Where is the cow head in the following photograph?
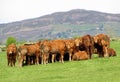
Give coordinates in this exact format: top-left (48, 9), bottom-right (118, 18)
top-left (93, 36), bottom-right (99, 43)
top-left (17, 52), bottom-right (23, 67)
top-left (74, 38), bottom-right (82, 47)
top-left (17, 48), bottom-right (27, 67)
top-left (8, 47), bottom-right (16, 55)
top-left (101, 40), bottom-right (109, 57)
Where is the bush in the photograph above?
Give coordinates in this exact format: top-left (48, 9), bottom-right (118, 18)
top-left (6, 36), bottom-right (17, 47)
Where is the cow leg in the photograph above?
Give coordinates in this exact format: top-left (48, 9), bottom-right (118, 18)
top-left (8, 61), bottom-right (9, 66)
top-left (19, 55), bottom-right (24, 67)
top-left (45, 54), bottom-right (49, 64)
top-left (10, 58), bottom-right (12, 67)
top-left (104, 47), bottom-right (109, 57)
top-left (61, 55), bottom-right (64, 63)
top-left (13, 55), bottom-right (16, 67)
top-left (28, 56), bottom-right (31, 65)
top-left (97, 46), bottom-right (104, 57)
top-left (32, 56), bottom-right (36, 65)
top-left (36, 56), bottom-right (39, 65)
top-left (86, 47), bottom-right (90, 59)
top-left (30, 56), bottom-right (33, 64)
top-left (7, 57), bottom-right (10, 66)
top-left (41, 54), bottom-right (43, 64)
top-left (18, 58), bottom-right (23, 67)
top-left (100, 51), bottom-right (104, 57)
top-left (25, 55), bottom-right (28, 65)
top-left (69, 53), bottom-right (72, 61)
top-left (52, 54), bottom-right (55, 63)
top-left (89, 47), bottom-right (93, 59)
top-left (13, 59), bottom-right (15, 67)
top-left (12, 60), bottom-right (14, 67)
top-left (43, 54), bottom-right (46, 64)
top-left (61, 52), bottom-right (64, 63)
top-left (59, 54), bottom-right (62, 63)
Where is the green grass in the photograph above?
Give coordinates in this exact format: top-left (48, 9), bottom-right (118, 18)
top-left (0, 41), bottom-right (120, 82)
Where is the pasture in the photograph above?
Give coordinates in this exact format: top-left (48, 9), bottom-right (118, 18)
top-left (0, 40), bottom-right (120, 82)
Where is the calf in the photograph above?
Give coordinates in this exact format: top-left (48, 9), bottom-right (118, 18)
top-left (72, 51), bottom-right (89, 61)
top-left (108, 48), bottom-right (116, 57)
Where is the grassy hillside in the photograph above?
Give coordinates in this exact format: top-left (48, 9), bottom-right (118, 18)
top-left (1, 22), bottom-right (120, 43)
top-left (0, 40), bottom-right (120, 82)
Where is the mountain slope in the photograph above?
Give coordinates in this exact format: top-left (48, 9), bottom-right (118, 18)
top-left (0, 9), bottom-right (120, 43)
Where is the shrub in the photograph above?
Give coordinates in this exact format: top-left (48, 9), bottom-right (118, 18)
top-left (6, 36), bottom-right (17, 47)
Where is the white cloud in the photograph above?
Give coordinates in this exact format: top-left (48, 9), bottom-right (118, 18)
top-left (0, 0), bottom-right (120, 23)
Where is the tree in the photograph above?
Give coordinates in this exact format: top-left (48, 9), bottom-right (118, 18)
top-left (6, 36), bottom-right (17, 47)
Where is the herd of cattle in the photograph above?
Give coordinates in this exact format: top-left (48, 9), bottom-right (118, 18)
top-left (7, 34), bottom-right (116, 67)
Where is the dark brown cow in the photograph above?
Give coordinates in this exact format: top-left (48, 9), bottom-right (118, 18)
top-left (7, 43), bottom-right (17, 67)
top-left (108, 48), bottom-right (116, 57)
top-left (81, 35), bottom-right (94, 59)
top-left (94, 34), bottom-right (110, 57)
top-left (74, 34), bottom-right (94, 59)
top-left (17, 42), bottom-right (41, 67)
top-left (72, 51), bottom-right (89, 60)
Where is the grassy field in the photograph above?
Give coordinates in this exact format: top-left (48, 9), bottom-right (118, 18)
top-left (0, 41), bottom-right (120, 82)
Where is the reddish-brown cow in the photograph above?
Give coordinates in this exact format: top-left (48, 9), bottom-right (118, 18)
top-left (64, 39), bottom-right (76, 61)
top-left (81, 35), bottom-right (94, 59)
top-left (7, 43), bottom-right (17, 67)
top-left (74, 35), bottom-right (94, 59)
top-left (108, 48), bottom-right (116, 57)
top-left (40, 40), bottom-right (51, 64)
top-left (40, 39), bottom-right (67, 64)
top-left (50, 39), bottom-right (67, 63)
top-left (94, 34), bottom-right (110, 57)
top-left (72, 51), bottom-right (89, 60)
top-left (17, 42), bottom-right (41, 67)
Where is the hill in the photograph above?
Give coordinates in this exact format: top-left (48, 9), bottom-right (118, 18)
top-left (0, 9), bottom-right (120, 43)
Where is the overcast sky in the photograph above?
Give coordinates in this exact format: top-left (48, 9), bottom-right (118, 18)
top-left (0, 0), bottom-right (120, 24)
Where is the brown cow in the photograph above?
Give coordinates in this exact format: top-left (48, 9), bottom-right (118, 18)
top-left (74, 37), bottom-right (82, 51)
top-left (40, 40), bottom-right (51, 64)
top-left (72, 51), bottom-right (89, 60)
top-left (33, 42), bottom-right (41, 64)
top-left (64, 39), bottom-right (76, 61)
top-left (108, 48), bottom-right (116, 57)
top-left (81, 35), bottom-right (94, 59)
top-left (50, 39), bottom-right (67, 63)
top-left (74, 35), bottom-right (94, 59)
top-left (7, 43), bottom-right (17, 67)
top-left (40, 39), bottom-right (67, 64)
top-left (17, 42), bottom-right (41, 67)
top-left (17, 47), bottom-right (27, 67)
top-left (94, 34), bottom-right (110, 57)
